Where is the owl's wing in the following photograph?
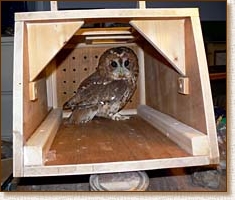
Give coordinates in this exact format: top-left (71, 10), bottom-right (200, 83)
top-left (79, 79), bottom-right (130, 109)
top-left (63, 72), bottom-right (102, 110)
top-left (63, 72), bottom-right (130, 110)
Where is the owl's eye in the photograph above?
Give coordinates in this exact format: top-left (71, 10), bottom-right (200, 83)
top-left (111, 61), bottom-right (118, 68)
top-left (124, 60), bottom-right (130, 67)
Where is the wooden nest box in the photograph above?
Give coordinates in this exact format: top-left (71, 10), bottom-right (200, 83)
top-left (13, 2), bottom-right (219, 177)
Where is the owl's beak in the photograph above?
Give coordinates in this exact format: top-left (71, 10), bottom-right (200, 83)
top-left (118, 68), bottom-right (124, 77)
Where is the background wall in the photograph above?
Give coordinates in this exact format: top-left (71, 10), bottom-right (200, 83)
top-left (1, 37), bottom-right (14, 140)
top-left (27, 1), bottom-right (226, 21)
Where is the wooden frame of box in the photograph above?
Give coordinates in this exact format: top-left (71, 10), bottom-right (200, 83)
top-left (13, 4), bottom-right (219, 177)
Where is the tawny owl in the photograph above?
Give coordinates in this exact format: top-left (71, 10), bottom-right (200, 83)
top-left (63, 46), bottom-right (139, 124)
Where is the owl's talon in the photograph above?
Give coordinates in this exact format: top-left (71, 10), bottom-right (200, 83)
top-left (63, 118), bottom-right (78, 126)
top-left (111, 113), bottom-right (130, 121)
top-left (81, 119), bottom-right (89, 123)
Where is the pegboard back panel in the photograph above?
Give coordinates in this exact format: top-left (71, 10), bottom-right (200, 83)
top-left (55, 44), bottom-right (140, 110)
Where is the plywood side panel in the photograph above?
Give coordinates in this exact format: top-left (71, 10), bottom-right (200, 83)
top-left (130, 19), bottom-right (185, 75)
top-left (144, 20), bottom-right (207, 134)
top-left (55, 44), bottom-right (140, 110)
top-left (23, 26), bottom-right (49, 141)
top-left (23, 78), bottom-right (49, 142)
top-left (27, 21), bottom-right (84, 81)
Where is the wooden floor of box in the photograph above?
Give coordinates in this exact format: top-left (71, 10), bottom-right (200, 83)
top-left (45, 116), bottom-right (190, 166)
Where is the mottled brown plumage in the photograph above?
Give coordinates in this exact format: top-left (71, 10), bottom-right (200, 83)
top-left (63, 46), bottom-right (139, 124)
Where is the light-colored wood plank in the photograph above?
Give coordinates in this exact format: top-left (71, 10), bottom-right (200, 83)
top-left (137, 46), bottom-right (146, 105)
top-left (137, 105), bottom-right (210, 156)
top-left (24, 156), bottom-right (209, 177)
top-left (178, 77), bottom-right (189, 95)
top-left (190, 16), bottom-right (219, 163)
top-left (130, 19), bottom-right (186, 75)
top-left (46, 59), bottom-right (58, 109)
top-left (50, 1), bottom-right (58, 11)
top-left (13, 21), bottom-right (25, 177)
top-left (13, 131), bottom-right (24, 177)
top-left (29, 81), bottom-right (38, 101)
top-left (137, 1), bottom-right (146, 9)
top-left (15, 8), bottom-right (199, 22)
top-left (23, 77), bottom-right (49, 141)
top-left (85, 35), bottom-right (134, 44)
top-left (76, 27), bottom-right (132, 36)
top-left (27, 21), bottom-right (84, 81)
top-left (87, 40), bottom-right (131, 45)
top-left (24, 109), bottom-right (62, 166)
top-left (85, 35), bottom-right (134, 41)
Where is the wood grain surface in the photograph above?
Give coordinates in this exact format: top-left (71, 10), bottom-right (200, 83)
top-left (46, 116), bottom-right (190, 166)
